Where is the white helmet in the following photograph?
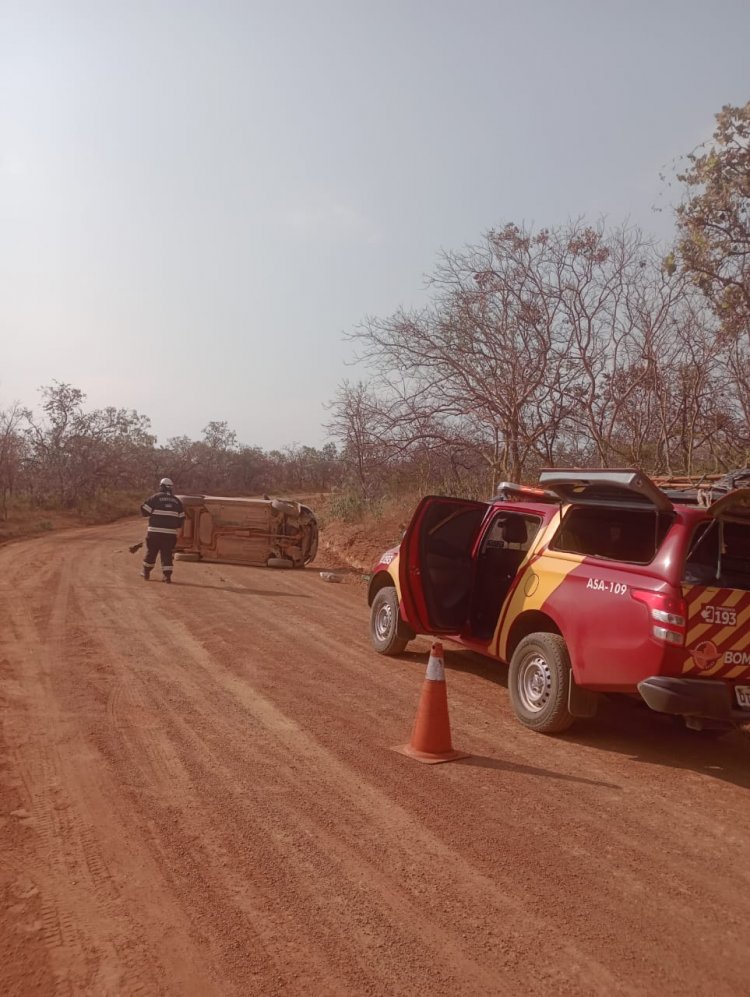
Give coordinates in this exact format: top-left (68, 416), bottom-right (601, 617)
top-left (159, 477), bottom-right (174, 491)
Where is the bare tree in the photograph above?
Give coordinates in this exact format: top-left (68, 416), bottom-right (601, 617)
top-left (342, 221), bottom-right (693, 487)
top-left (330, 218), bottom-right (745, 493)
top-left (0, 403), bottom-right (27, 520)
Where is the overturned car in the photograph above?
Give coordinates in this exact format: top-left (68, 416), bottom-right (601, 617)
top-left (175, 495), bottom-right (318, 568)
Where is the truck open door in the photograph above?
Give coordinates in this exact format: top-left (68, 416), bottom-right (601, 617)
top-left (399, 496), bottom-right (489, 635)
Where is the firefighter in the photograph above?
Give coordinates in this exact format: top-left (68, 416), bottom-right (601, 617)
top-left (140, 478), bottom-right (185, 583)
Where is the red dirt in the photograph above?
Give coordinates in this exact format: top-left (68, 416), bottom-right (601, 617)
top-left (2, 519), bottom-right (750, 995)
top-left (318, 509), bottom-right (408, 575)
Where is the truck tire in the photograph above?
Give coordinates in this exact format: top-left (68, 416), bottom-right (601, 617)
top-left (509, 633), bottom-right (575, 734)
top-left (370, 587), bottom-right (408, 656)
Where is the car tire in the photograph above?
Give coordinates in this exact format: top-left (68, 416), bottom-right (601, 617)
top-left (267, 557), bottom-right (294, 569)
top-left (370, 587), bottom-right (408, 656)
top-left (271, 499), bottom-right (299, 516)
top-left (509, 633), bottom-right (575, 734)
top-left (175, 551), bottom-right (201, 562)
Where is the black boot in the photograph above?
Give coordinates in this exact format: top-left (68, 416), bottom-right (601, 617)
top-left (142, 567), bottom-right (151, 581)
top-left (163, 574), bottom-right (172, 584)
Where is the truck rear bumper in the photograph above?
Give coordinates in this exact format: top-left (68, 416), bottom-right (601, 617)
top-left (638, 676), bottom-right (749, 723)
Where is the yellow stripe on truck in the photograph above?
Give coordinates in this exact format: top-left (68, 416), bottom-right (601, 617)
top-left (388, 558), bottom-right (401, 598)
top-left (493, 513), bottom-right (584, 661)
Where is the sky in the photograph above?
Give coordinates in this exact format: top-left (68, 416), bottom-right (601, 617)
top-left (1, 0), bottom-right (749, 449)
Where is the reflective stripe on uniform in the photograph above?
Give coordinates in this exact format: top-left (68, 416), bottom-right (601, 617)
top-left (155, 509), bottom-right (182, 517)
top-left (141, 504), bottom-right (153, 513)
top-left (146, 527), bottom-right (179, 535)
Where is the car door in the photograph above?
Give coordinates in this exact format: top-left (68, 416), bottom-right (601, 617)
top-left (399, 496), bottom-right (489, 635)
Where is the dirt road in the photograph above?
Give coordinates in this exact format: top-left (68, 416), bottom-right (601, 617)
top-left (2, 521), bottom-right (750, 996)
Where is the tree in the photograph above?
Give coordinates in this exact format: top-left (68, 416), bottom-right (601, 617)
top-left (24, 383), bottom-right (155, 506)
top-left (0, 403), bottom-right (28, 520)
top-left (202, 421), bottom-right (238, 452)
top-left (326, 382), bottom-right (392, 500)
top-left (674, 100), bottom-right (750, 342)
top-left (339, 220), bottom-right (698, 487)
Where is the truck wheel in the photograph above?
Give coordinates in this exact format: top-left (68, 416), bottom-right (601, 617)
top-left (509, 633), bottom-right (575, 734)
top-left (370, 587), bottom-right (408, 656)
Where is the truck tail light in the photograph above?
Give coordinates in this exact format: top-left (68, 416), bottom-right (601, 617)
top-left (631, 589), bottom-right (687, 646)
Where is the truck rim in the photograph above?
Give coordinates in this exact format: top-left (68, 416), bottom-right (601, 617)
top-left (374, 598), bottom-right (394, 641)
top-left (518, 653), bottom-right (552, 713)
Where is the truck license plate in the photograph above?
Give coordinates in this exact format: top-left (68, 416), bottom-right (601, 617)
top-left (735, 686), bottom-right (750, 709)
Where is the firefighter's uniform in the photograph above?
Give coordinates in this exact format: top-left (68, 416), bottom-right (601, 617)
top-left (140, 487), bottom-right (185, 582)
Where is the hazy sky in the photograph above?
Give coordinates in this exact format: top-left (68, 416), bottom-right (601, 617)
top-left (2, 1), bottom-right (749, 449)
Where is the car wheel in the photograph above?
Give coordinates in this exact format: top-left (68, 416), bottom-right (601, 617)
top-left (175, 551), bottom-right (201, 562)
top-left (370, 587), bottom-right (408, 656)
top-left (267, 557), bottom-right (294, 569)
top-left (509, 633), bottom-right (575, 734)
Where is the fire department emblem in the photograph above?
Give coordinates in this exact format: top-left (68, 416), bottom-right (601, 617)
top-left (692, 640), bottom-right (720, 671)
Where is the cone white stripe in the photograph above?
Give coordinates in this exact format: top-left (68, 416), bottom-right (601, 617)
top-left (426, 655), bottom-right (445, 681)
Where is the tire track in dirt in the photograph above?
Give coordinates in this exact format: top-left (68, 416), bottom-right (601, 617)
top-left (73, 556), bottom-right (359, 994)
top-left (103, 563), bottom-right (636, 995)
top-left (1, 536), bottom-right (219, 996)
top-left (4, 553), bottom-right (162, 996)
top-left (4, 522), bottom-right (750, 995)
top-left (130, 542), bottom-right (750, 995)
top-left (68, 547), bottom-right (620, 995)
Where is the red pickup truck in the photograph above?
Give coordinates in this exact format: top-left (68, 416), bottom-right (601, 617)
top-left (367, 469), bottom-right (750, 735)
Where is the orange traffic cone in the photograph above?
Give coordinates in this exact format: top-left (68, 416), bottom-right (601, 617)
top-left (394, 642), bottom-right (470, 764)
